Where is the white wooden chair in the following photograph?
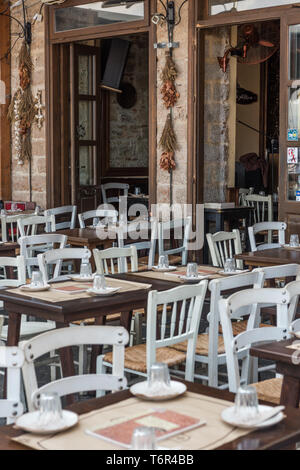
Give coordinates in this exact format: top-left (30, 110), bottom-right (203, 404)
top-left (20, 325), bottom-right (128, 411)
top-left (38, 247), bottom-right (91, 283)
top-left (18, 234), bottom-right (67, 279)
top-left (253, 263), bottom-right (300, 286)
top-left (93, 246), bottom-right (139, 345)
top-left (248, 222), bottom-right (286, 252)
top-left (93, 246), bottom-right (138, 275)
top-left (171, 271), bottom-right (265, 389)
top-left (238, 188), bottom-right (253, 206)
top-left (290, 317), bottom-right (300, 335)
top-left (158, 216), bottom-right (192, 266)
top-left (0, 256), bottom-right (56, 349)
top-left (97, 281), bottom-right (208, 394)
top-left (242, 194), bottom-right (273, 243)
top-left (0, 346), bottom-right (24, 424)
top-left (17, 214), bottom-right (56, 238)
top-left (206, 229), bottom-right (243, 269)
top-left (101, 182), bottom-right (129, 204)
top-left (0, 213), bottom-right (33, 243)
top-left (218, 288), bottom-right (292, 404)
top-left (44, 205), bottom-right (77, 231)
top-left (117, 217), bottom-right (158, 269)
top-left (252, 263), bottom-right (300, 317)
top-left (78, 209), bottom-right (118, 228)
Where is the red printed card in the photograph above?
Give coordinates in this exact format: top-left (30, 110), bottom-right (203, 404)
top-left (85, 409), bottom-right (206, 448)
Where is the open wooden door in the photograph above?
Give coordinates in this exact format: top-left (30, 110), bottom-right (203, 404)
top-left (279, 12), bottom-right (300, 237)
top-left (72, 44), bottom-right (102, 213)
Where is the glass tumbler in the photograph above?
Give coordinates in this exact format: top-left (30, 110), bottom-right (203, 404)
top-left (37, 392), bottom-right (63, 428)
top-left (158, 255), bottom-right (169, 269)
top-left (131, 426), bottom-right (157, 450)
top-left (80, 259), bottom-right (92, 278)
top-left (290, 234), bottom-right (300, 247)
top-left (30, 271), bottom-right (44, 288)
top-left (234, 385), bottom-right (259, 422)
top-left (224, 258), bottom-right (236, 273)
top-left (148, 363), bottom-right (171, 394)
top-left (186, 263), bottom-right (198, 278)
top-left (93, 274), bottom-right (106, 291)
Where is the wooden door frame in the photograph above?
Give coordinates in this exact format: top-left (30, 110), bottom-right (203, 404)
top-left (0, 2), bottom-right (11, 201)
top-left (45, 0), bottom-right (157, 209)
top-left (279, 11), bottom-right (300, 234)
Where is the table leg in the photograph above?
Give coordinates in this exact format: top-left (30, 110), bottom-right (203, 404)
top-left (280, 375), bottom-right (300, 408)
top-left (120, 310), bottom-right (133, 333)
top-left (215, 212), bottom-right (223, 233)
top-left (6, 311), bottom-right (21, 347)
top-left (55, 322), bottom-right (76, 405)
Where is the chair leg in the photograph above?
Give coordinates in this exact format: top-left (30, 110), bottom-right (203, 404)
top-left (78, 345), bottom-right (84, 376)
top-left (96, 355), bottom-right (107, 398)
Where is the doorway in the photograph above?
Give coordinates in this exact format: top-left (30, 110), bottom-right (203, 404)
top-left (198, 20), bottom-right (280, 208)
top-left (47, 29), bottom-right (153, 214)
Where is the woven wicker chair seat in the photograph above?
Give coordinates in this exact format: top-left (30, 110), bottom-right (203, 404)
top-left (252, 377), bottom-right (282, 405)
top-left (219, 320), bottom-right (272, 336)
top-left (169, 333), bottom-right (225, 356)
top-left (103, 343), bottom-right (186, 373)
top-left (71, 309), bottom-right (144, 326)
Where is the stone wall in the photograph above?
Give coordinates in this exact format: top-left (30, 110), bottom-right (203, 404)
top-left (156, 0), bottom-right (189, 206)
top-left (10, 0), bottom-right (47, 208)
top-left (203, 26), bottom-right (231, 202)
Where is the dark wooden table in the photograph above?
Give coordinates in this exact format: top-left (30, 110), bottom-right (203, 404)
top-left (251, 338), bottom-right (300, 408)
top-left (0, 274), bottom-right (178, 379)
top-left (2, 381), bottom-right (300, 450)
top-left (204, 206), bottom-right (254, 263)
top-left (56, 228), bottom-right (118, 270)
top-left (235, 247), bottom-right (300, 269)
top-left (0, 242), bottom-right (18, 257)
top-left (0, 242), bottom-right (19, 278)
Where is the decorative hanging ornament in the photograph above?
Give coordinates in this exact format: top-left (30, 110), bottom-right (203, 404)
top-left (159, 113), bottom-right (177, 173)
top-left (34, 90), bottom-right (44, 129)
top-left (7, 41), bottom-right (36, 165)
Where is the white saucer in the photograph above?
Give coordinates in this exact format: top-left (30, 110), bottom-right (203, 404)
top-left (130, 380), bottom-right (187, 401)
top-left (179, 275), bottom-right (208, 282)
top-left (152, 266), bottom-right (177, 272)
top-left (218, 269), bottom-right (249, 276)
top-left (221, 405), bottom-right (285, 429)
top-left (16, 410), bottom-right (78, 435)
top-left (70, 275), bottom-right (94, 282)
top-left (87, 287), bottom-right (120, 296)
top-left (20, 284), bottom-right (50, 292)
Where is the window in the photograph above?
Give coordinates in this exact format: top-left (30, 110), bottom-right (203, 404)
top-left (209, 1), bottom-right (298, 16)
top-left (54, 1), bottom-right (145, 33)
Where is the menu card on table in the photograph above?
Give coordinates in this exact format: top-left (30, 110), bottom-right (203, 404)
top-left (85, 408), bottom-right (206, 448)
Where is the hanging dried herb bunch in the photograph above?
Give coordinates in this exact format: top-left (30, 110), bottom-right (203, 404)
top-left (160, 51), bottom-right (178, 82)
top-left (159, 114), bottom-right (177, 173)
top-left (7, 41), bottom-right (36, 164)
top-left (160, 51), bottom-right (180, 109)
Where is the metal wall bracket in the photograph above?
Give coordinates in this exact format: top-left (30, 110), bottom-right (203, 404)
top-left (154, 42), bottom-right (180, 49)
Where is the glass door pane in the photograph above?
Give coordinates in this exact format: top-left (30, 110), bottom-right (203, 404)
top-left (289, 25), bottom-right (300, 80)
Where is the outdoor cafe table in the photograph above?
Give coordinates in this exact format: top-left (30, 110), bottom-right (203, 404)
top-left (56, 228), bottom-right (116, 270)
top-left (0, 274), bottom-right (179, 380)
top-left (0, 266), bottom-right (222, 381)
top-left (2, 381), bottom-right (300, 450)
top-left (235, 247), bottom-right (300, 269)
top-left (251, 339), bottom-right (300, 409)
